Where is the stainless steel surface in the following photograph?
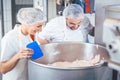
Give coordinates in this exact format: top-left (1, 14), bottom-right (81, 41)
top-left (108, 61), bottom-right (120, 71)
top-left (104, 4), bottom-right (120, 19)
top-left (94, 1), bottom-right (120, 72)
top-left (106, 37), bottom-right (120, 64)
top-left (102, 4), bottom-right (120, 71)
top-left (28, 42), bottom-right (112, 80)
top-left (94, 0), bottom-right (120, 46)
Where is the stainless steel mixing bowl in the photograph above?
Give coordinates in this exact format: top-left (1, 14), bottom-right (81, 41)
top-left (28, 42), bottom-right (111, 80)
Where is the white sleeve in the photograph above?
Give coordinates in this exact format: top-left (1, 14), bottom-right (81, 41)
top-left (0, 33), bottom-right (18, 61)
top-left (38, 20), bottom-right (57, 42)
top-left (80, 16), bottom-right (94, 34)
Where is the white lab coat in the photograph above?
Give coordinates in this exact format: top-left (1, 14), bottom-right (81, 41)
top-left (0, 24), bottom-right (33, 80)
top-left (38, 16), bottom-right (113, 80)
top-left (39, 16), bottom-right (93, 43)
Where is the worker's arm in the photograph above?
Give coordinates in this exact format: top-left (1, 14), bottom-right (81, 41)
top-left (0, 54), bottom-right (19, 74)
top-left (82, 16), bottom-right (94, 34)
top-left (37, 36), bottom-right (49, 44)
top-left (0, 48), bottom-right (33, 74)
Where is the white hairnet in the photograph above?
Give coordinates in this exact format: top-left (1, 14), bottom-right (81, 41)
top-left (63, 4), bottom-right (84, 19)
top-left (17, 8), bottom-right (46, 24)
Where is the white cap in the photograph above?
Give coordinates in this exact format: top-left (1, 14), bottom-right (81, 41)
top-left (17, 8), bottom-right (46, 24)
top-left (63, 4), bottom-right (84, 19)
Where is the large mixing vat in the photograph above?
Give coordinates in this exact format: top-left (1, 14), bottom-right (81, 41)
top-left (28, 42), bottom-right (111, 80)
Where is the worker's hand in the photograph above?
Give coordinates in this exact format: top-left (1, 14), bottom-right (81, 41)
top-left (17, 48), bottom-right (33, 59)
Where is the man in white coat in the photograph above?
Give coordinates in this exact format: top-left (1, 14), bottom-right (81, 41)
top-left (37, 4), bottom-right (113, 80)
top-left (38, 4), bottom-right (93, 44)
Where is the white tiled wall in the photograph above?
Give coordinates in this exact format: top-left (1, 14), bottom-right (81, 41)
top-left (3, 0), bottom-right (12, 34)
top-left (0, 0), bottom-right (2, 78)
top-left (48, 0), bottom-right (57, 21)
top-left (0, 18), bottom-right (2, 80)
top-left (15, 0), bottom-right (33, 4)
top-left (0, 1), bottom-right (12, 79)
top-left (0, 19), bottom-right (1, 41)
top-left (0, 19), bottom-right (1, 52)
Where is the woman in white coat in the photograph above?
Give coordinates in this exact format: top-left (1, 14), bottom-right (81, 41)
top-left (0, 8), bottom-right (46, 80)
top-left (38, 4), bottom-right (93, 44)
